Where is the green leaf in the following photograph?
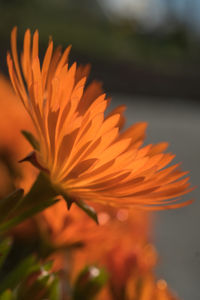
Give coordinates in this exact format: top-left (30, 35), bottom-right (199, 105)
top-left (0, 172), bottom-right (59, 233)
top-left (73, 266), bottom-right (108, 300)
top-left (0, 290), bottom-right (13, 300)
top-left (60, 193), bottom-right (74, 209)
top-left (76, 201), bottom-right (99, 224)
top-left (0, 198), bottom-right (58, 233)
top-left (21, 130), bottom-right (40, 150)
top-left (0, 238), bottom-right (12, 269)
top-left (0, 255), bottom-right (39, 293)
top-left (0, 189), bottom-right (24, 221)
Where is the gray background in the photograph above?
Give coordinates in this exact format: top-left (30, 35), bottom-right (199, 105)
top-left (111, 95), bottom-right (200, 300)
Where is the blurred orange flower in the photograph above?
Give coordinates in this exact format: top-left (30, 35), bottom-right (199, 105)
top-left (0, 74), bottom-right (38, 237)
top-left (40, 198), bottom-right (151, 289)
top-left (0, 74), bottom-right (37, 195)
top-left (124, 275), bottom-right (179, 300)
top-left (97, 276), bottom-right (179, 300)
top-left (40, 199), bottom-right (178, 300)
top-left (7, 27), bottom-right (192, 210)
top-left (40, 199), bottom-right (150, 269)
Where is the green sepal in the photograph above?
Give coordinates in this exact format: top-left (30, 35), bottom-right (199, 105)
top-left (0, 189), bottom-right (24, 221)
top-left (21, 130), bottom-right (40, 150)
top-left (62, 193), bottom-right (74, 210)
top-left (0, 237), bottom-right (12, 269)
top-left (76, 200), bottom-right (99, 224)
top-left (73, 265), bottom-right (108, 300)
top-left (0, 257), bottom-right (62, 300)
top-left (60, 193), bottom-right (99, 224)
top-left (19, 151), bottom-right (49, 173)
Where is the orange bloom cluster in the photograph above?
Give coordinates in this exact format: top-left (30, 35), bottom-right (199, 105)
top-left (40, 199), bottom-right (179, 300)
top-left (40, 199), bottom-right (150, 270)
top-left (7, 27), bottom-right (192, 210)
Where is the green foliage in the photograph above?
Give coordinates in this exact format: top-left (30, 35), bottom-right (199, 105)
top-left (0, 198), bottom-right (58, 234)
top-left (16, 265), bottom-right (61, 300)
top-left (0, 189), bottom-right (24, 222)
top-left (73, 265), bottom-right (108, 300)
top-left (0, 169), bottom-right (98, 234)
top-left (0, 172), bottom-right (58, 233)
top-left (0, 239), bottom-right (62, 299)
top-left (0, 290), bottom-right (13, 300)
top-left (0, 255), bottom-right (39, 293)
top-left (0, 155), bottom-right (104, 299)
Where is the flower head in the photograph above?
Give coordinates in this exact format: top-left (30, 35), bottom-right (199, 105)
top-left (7, 27), bottom-right (193, 210)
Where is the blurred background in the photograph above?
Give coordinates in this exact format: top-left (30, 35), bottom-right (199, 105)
top-left (0, 0), bottom-right (199, 299)
top-left (1, 0), bottom-right (200, 99)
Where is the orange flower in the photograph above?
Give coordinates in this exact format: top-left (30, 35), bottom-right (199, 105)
top-left (39, 199), bottom-right (151, 272)
top-left (7, 27), bottom-right (193, 210)
top-left (40, 200), bottom-right (178, 300)
top-left (39, 198), bottom-right (153, 291)
top-left (124, 275), bottom-right (179, 300)
top-left (96, 276), bottom-right (179, 300)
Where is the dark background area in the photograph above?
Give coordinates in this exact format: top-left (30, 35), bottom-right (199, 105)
top-left (0, 1), bottom-right (199, 299)
top-left (1, 0), bottom-right (200, 100)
